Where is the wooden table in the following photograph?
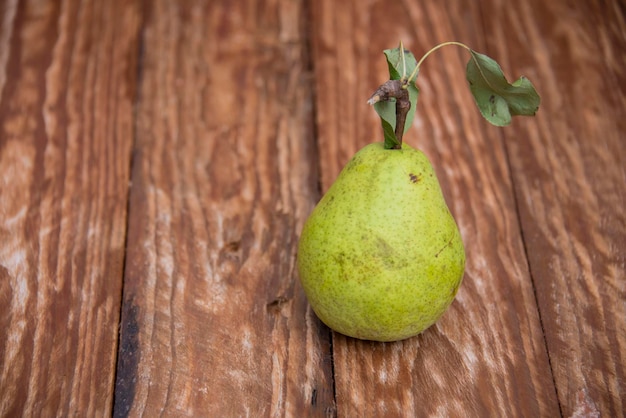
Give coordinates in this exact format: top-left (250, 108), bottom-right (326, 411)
top-left (1, 0), bottom-right (624, 416)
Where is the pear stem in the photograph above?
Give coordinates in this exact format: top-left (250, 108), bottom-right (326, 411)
top-left (367, 79), bottom-right (410, 149)
top-left (368, 41), bottom-right (474, 149)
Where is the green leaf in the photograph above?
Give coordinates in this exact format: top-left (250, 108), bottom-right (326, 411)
top-left (374, 107), bottom-right (399, 149)
top-left (374, 85), bottom-right (419, 149)
top-left (384, 46), bottom-right (418, 81)
top-left (466, 50), bottom-right (540, 126)
top-left (373, 45), bottom-right (420, 148)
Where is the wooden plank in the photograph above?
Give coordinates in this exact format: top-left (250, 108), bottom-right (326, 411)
top-left (483, 0), bottom-right (626, 416)
top-left (310, 1), bottom-right (561, 416)
top-left (0, 0), bottom-right (140, 416)
top-left (114, 1), bottom-right (335, 416)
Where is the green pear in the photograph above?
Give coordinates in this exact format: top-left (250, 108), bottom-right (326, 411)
top-left (297, 141), bottom-right (465, 342)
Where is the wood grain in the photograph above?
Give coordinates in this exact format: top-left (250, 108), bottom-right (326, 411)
top-left (483, 1), bottom-right (626, 416)
top-left (1, 0), bottom-right (623, 416)
top-left (115, 1), bottom-right (334, 416)
top-left (310, 0), bottom-right (561, 416)
top-left (0, 0), bottom-right (140, 416)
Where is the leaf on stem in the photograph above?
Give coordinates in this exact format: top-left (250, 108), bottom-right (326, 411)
top-left (372, 45), bottom-right (420, 148)
top-left (466, 50), bottom-right (540, 126)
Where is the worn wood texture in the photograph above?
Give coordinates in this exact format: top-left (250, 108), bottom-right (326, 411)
top-left (115, 1), bottom-right (334, 416)
top-left (484, 1), bottom-right (626, 416)
top-left (310, 0), bottom-right (560, 416)
top-left (0, 0), bottom-right (140, 416)
top-left (1, 0), bottom-right (624, 416)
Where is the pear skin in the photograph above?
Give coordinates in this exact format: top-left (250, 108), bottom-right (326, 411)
top-left (297, 142), bottom-right (465, 342)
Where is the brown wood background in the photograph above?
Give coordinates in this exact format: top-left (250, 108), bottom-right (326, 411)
top-left (0, 0), bottom-right (624, 417)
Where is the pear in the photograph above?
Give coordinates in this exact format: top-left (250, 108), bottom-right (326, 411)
top-left (297, 142), bottom-right (465, 342)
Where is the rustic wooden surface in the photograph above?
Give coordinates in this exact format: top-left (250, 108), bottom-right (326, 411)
top-left (0, 0), bottom-right (141, 416)
top-left (0, 0), bottom-right (624, 417)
